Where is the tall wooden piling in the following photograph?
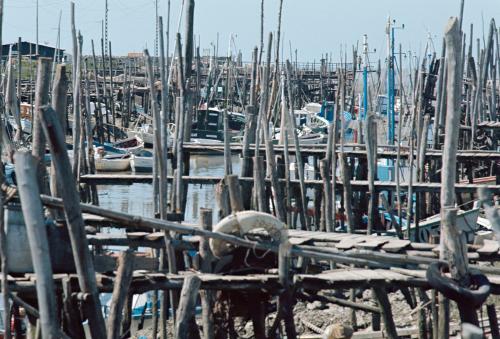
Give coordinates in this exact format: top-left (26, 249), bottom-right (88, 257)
top-left (39, 105), bottom-right (106, 338)
top-left (199, 209), bottom-right (215, 339)
top-left (107, 251), bottom-right (135, 339)
top-left (15, 152), bottom-right (59, 339)
top-left (32, 58), bottom-right (52, 193)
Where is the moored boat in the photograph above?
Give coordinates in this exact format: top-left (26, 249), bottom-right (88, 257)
top-left (111, 136), bottom-right (145, 155)
top-left (130, 150), bottom-right (153, 172)
top-left (94, 147), bottom-right (131, 172)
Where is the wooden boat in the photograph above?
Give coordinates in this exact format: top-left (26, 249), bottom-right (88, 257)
top-left (191, 108), bottom-right (245, 144)
top-left (94, 147), bottom-right (130, 172)
top-left (130, 150), bottom-right (153, 172)
top-left (127, 123), bottom-right (155, 146)
top-left (111, 136), bottom-right (144, 155)
top-left (387, 208), bottom-right (480, 243)
top-left (126, 123), bottom-right (174, 148)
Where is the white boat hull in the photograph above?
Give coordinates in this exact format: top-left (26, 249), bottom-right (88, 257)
top-left (130, 155), bottom-right (153, 172)
top-left (407, 208), bottom-right (480, 243)
top-left (95, 157), bottom-right (130, 172)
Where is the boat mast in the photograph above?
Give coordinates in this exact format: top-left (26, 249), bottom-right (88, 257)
top-left (362, 34), bottom-right (369, 121)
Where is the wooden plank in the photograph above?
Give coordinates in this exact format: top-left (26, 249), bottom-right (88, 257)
top-left (336, 236), bottom-right (368, 250)
top-left (79, 174), bottom-right (500, 193)
top-left (382, 240), bottom-right (411, 253)
top-left (355, 239), bottom-right (390, 250)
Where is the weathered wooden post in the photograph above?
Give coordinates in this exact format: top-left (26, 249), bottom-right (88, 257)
top-left (372, 286), bottom-right (398, 339)
top-left (15, 152), bottom-right (59, 339)
top-left (5, 50), bottom-right (22, 142)
top-left (199, 209), bottom-right (215, 339)
top-left (226, 175), bottom-right (244, 212)
top-left (107, 250), bottom-right (135, 339)
top-left (365, 113), bottom-right (377, 234)
top-left (278, 228), bottom-right (297, 338)
top-left (158, 16), bottom-right (169, 220)
top-left (49, 63), bottom-right (69, 220)
top-left (174, 276), bottom-right (201, 339)
top-left (253, 156), bottom-right (267, 212)
top-left (91, 40), bottom-right (105, 144)
top-left (39, 105), bottom-right (106, 338)
top-left (71, 4), bottom-right (81, 178)
top-left (285, 60), bottom-right (308, 229)
top-left (32, 57), bottom-right (52, 193)
top-left (440, 17), bottom-right (468, 286)
top-left (436, 17), bottom-right (476, 336)
top-left (320, 159), bottom-right (333, 232)
top-left (107, 41), bottom-right (117, 139)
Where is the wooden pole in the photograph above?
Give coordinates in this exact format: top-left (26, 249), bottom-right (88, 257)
top-left (320, 159), bottom-right (333, 232)
top-left (83, 61), bottom-right (99, 205)
top-left (159, 16), bottom-right (169, 220)
top-left (76, 33), bottom-right (86, 180)
top-left (339, 74), bottom-right (354, 233)
top-left (107, 250), bottom-right (135, 339)
top-left (50, 64), bottom-right (68, 219)
top-left (72, 27), bottom-right (82, 178)
top-left (5, 51), bottom-right (22, 141)
top-left (372, 286), bottom-right (398, 339)
top-left (253, 156), bottom-right (267, 212)
top-left (62, 277), bottom-right (85, 338)
top-left (91, 40), bottom-right (105, 144)
top-left (199, 209), bottom-right (215, 339)
top-left (183, 0), bottom-right (195, 79)
top-left (107, 41), bottom-right (116, 140)
top-left (100, 38), bottom-right (110, 142)
top-left (438, 18), bottom-right (467, 338)
top-left (14, 152), bottom-right (59, 339)
top-left (32, 58), bottom-right (52, 193)
top-left (174, 276), bottom-right (201, 339)
top-left (440, 17), bottom-right (469, 283)
top-left (38, 105), bottom-right (106, 338)
top-left (226, 175), bottom-right (244, 212)
top-left (365, 114), bottom-right (377, 234)
top-left (285, 60), bottom-right (308, 229)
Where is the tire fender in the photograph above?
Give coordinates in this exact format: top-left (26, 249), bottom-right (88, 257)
top-left (209, 211), bottom-right (286, 258)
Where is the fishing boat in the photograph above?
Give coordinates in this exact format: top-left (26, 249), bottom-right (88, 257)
top-left (386, 208), bottom-right (481, 243)
top-left (191, 107), bottom-right (245, 143)
top-left (130, 150), bottom-right (153, 172)
top-left (94, 147), bottom-right (131, 172)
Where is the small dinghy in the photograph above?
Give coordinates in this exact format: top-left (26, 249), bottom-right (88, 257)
top-left (94, 147), bottom-right (131, 172)
top-left (112, 136), bottom-right (144, 155)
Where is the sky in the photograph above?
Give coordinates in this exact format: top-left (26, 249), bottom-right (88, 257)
top-left (3, 0), bottom-right (500, 63)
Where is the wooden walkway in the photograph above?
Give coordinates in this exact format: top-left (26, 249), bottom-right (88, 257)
top-left (80, 174), bottom-right (500, 192)
top-left (182, 142), bottom-right (500, 160)
top-left (5, 267), bottom-right (500, 295)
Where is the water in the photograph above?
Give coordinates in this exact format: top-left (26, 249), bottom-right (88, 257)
top-left (97, 154), bottom-right (240, 325)
top-left (97, 154), bottom-right (241, 224)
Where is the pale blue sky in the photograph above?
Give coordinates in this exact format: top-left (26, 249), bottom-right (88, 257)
top-left (3, 0), bottom-right (500, 62)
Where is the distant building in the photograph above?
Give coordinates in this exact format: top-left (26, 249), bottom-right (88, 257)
top-left (127, 52), bottom-right (144, 58)
top-left (1, 41), bottom-right (64, 60)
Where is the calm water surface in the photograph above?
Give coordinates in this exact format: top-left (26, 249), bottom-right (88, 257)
top-left (97, 155), bottom-right (241, 225)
